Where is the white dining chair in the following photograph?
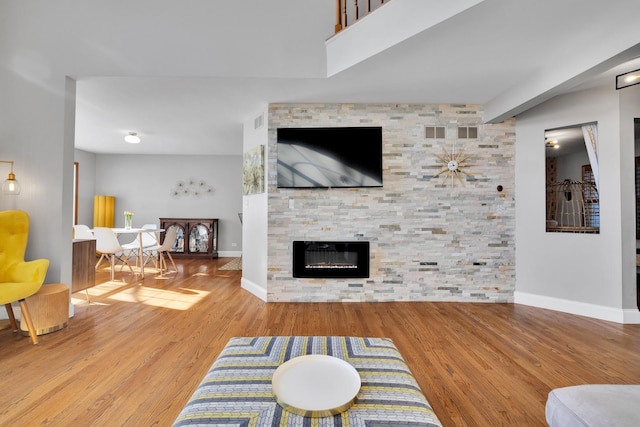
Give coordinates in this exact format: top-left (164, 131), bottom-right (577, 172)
top-left (144, 225), bottom-right (178, 276)
top-left (73, 224), bottom-right (94, 240)
top-left (94, 227), bottom-right (135, 281)
top-left (122, 223), bottom-right (158, 261)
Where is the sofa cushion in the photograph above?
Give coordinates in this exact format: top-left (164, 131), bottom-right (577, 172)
top-left (546, 384), bottom-right (640, 427)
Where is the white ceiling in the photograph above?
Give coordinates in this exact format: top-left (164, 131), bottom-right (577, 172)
top-left (67, 0), bottom-right (640, 156)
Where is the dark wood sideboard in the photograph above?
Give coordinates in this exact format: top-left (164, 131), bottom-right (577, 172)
top-left (159, 218), bottom-right (218, 258)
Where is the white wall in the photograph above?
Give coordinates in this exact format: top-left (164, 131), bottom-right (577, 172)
top-left (515, 86), bottom-right (640, 323)
top-left (93, 154), bottom-right (242, 254)
top-left (0, 61), bottom-right (75, 321)
top-left (0, 69), bottom-right (74, 287)
top-left (619, 86), bottom-right (640, 309)
top-left (556, 150), bottom-right (589, 183)
top-left (75, 151), bottom-right (243, 253)
top-left (240, 107), bottom-right (269, 301)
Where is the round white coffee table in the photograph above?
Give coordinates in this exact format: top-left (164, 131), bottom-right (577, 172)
top-left (272, 354), bottom-right (361, 417)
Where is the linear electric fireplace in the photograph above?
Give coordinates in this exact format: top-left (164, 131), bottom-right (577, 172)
top-left (293, 241), bottom-right (370, 278)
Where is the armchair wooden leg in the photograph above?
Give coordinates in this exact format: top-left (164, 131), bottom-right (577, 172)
top-left (5, 303), bottom-right (18, 331)
top-left (18, 299), bottom-right (38, 345)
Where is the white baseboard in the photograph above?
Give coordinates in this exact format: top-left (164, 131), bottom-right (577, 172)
top-left (218, 251), bottom-right (242, 258)
top-left (515, 291), bottom-right (640, 324)
top-left (623, 308), bottom-right (640, 323)
top-left (241, 277), bottom-right (267, 302)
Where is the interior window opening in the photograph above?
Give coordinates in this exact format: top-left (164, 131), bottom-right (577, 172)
top-left (545, 123), bottom-right (599, 234)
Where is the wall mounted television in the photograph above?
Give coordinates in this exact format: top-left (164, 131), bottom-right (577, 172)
top-left (276, 126), bottom-right (383, 188)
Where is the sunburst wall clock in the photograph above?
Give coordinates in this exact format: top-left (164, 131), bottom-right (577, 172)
top-left (433, 145), bottom-right (474, 188)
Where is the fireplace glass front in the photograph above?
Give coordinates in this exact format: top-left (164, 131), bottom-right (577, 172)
top-left (293, 241), bottom-right (369, 278)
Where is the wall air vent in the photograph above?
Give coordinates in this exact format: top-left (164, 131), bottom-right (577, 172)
top-left (425, 126), bottom-right (445, 139)
top-left (254, 114), bottom-right (264, 129)
top-left (458, 126), bottom-right (478, 139)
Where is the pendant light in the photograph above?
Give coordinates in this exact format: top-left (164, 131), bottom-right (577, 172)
top-left (0, 160), bottom-right (21, 195)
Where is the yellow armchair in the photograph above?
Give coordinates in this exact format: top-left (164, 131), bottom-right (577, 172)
top-left (0, 210), bottom-right (49, 344)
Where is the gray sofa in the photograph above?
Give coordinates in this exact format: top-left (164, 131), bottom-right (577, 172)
top-left (546, 385), bottom-right (640, 426)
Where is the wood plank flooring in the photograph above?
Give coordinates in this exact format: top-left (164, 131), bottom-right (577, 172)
top-left (1, 257), bottom-right (639, 426)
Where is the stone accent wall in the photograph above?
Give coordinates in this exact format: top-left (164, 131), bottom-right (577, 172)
top-left (267, 103), bottom-right (515, 302)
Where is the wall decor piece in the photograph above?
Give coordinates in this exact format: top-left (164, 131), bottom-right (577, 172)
top-left (243, 145), bottom-right (265, 195)
top-left (170, 178), bottom-right (215, 198)
top-left (433, 144), bottom-right (474, 188)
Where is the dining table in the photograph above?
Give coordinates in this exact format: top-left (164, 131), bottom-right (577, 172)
top-left (110, 227), bottom-right (162, 278)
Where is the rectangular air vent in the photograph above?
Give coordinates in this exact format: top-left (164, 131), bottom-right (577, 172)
top-left (254, 114), bottom-right (264, 129)
top-left (425, 126), bottom-right (445, 139)
top-left (457, 126), bottom-right (478, 139)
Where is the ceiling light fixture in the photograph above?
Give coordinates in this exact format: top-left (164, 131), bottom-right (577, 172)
top-left (545, 139), bottom-right (560, 149)
top-left (0, 160), bottom-right (21, 195)
top-left (616, 68), bottom-right (640, 90)
top-left (124, 132), bottom-right (141, 144)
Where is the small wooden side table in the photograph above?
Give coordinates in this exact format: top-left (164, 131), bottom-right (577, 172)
top-left (20, 283), bottom-right (70, 336)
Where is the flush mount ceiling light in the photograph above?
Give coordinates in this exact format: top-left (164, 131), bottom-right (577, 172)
top-left (124, 132), bottom-right (141, 144)
top-left (545, 139), bottom-right (559, 149)
top-left (616, 68), bottom-right (640, 90)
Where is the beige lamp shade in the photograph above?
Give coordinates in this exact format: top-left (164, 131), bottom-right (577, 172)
top-left (93, 195), bottom-right (115, 227)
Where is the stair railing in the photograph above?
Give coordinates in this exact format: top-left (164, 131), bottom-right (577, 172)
top-left (335, 0), bottom-right (390, 33)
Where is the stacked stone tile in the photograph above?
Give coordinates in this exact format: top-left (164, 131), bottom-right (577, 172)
top-left (267, 103), bottom-right (515, 303)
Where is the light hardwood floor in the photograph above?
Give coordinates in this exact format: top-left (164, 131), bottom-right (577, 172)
top-left (1, 257), bottom-right (639, 426)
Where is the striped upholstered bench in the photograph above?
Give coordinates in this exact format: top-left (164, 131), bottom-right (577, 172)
top-left (174, 336), bottom-right (442, 426)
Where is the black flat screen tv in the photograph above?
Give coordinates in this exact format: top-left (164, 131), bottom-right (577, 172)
top-left (276, 126), bottom-right (383, 188)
